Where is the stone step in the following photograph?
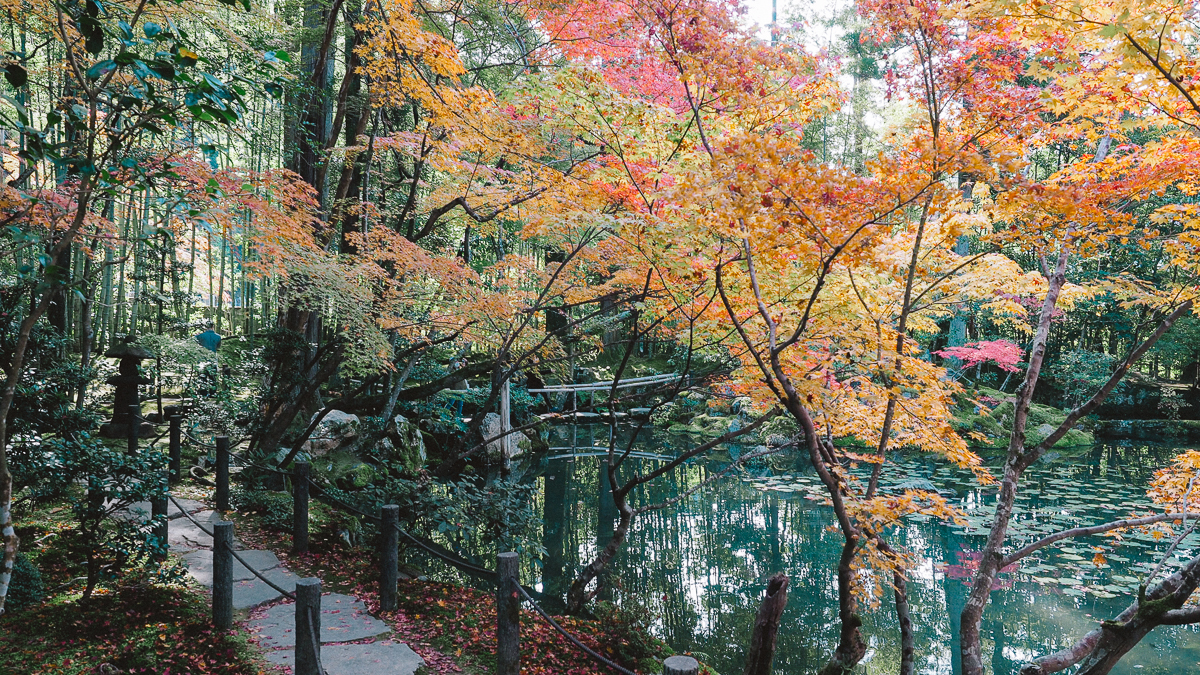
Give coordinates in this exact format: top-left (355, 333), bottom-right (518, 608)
top-left (181, 548), bottom-right (300, 609)
top-left (264, 642), bottom-right (424, 675)
top-left (167, 510), bottom-right (243, 552)
top-left (251, 593), bottom-right (391, 650)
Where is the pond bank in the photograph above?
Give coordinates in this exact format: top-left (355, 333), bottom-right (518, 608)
top-left (1095, 418), bottom-right (1200, 441)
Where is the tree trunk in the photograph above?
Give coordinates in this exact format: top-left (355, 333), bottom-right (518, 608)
top-left (743, 573), bottom-right (789, 675)
top-left (565, 487), bottom-right (633, 614)
top-left (960, 251), bottom-right (1070, 675)
top-left (1022, 553), bottom-right (1200, 675)
top-left (0, 292), bottom-right (55, 615)
top-left (817, 536), bottom-right (868, 675)
top-left (894, 568), bottom-right (915, 675)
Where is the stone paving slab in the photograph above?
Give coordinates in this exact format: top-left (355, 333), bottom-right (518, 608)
top-left (263, 641), bottom-right (424, 675)
top-left (168, 510), bottom-right (243, 552)
top-left (250, 593), bottom-right (391, 651)
top-left (233, 569), bottom-right (301, 610)
top-left (183, 549), bottom-right (283, 585)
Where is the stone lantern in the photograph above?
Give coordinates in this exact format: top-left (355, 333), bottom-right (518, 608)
top-left (99, 338), bottom-right (154, 438)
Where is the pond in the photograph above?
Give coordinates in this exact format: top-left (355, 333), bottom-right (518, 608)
top-left (527, 423), bottom-right (1200, 675)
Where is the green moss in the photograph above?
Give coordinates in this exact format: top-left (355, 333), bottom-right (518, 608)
top-left (952, 389), bottom-right (1094, 449)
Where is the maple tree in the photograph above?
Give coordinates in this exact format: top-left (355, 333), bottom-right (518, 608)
top-left (937, 339), bottom-right (1025, 373)
top-left (518, 0), bottom-right (1200, 672)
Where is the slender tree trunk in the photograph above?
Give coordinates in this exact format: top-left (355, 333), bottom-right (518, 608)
top-left (565, 496), bottom-right (633, 614)
top-left (76, 277), bottom-right (94, 409)
top-left (380, 353), bottom-right (418, 423)
top-left (216, 230), bottom-right (226, 332)
top-left (961, 251), bottom-right (1070, 675)
top-left (960, 252), bottom-right (1193, 674)
top-left (0, 292), bottom-right (55, 615)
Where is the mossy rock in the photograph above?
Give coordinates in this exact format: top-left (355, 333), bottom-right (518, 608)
top-left (953, 397), bottom-right (1093, 448)
top-left (690, 414), bottom-right (731, 435)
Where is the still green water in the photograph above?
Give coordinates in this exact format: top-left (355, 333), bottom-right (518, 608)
top-left (528, 424), bottom-right (1200, 675)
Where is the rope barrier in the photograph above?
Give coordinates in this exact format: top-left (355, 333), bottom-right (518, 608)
top-left (305, 478), bottom-right (490, 574)
top-left (166, 493), bottom-right (216, 537)
top-left (227, 449), bottom-right (291, 476)
top-left (303, 478), bottom-right (549, 600)
top-left (230, 548), bottom-right (297, 601)
top-left (168, 437), bottom-right (631, 674)
top-left (516, 585), bottom-right (640, 675)
top-left (144, 428), bottom-right (170, 448)
top-left (183, 431), bottom-right (249, 450)
top-left (166, 493), bottom-right (297, 601)
top-left (184, 432), bottom-right (219, 449)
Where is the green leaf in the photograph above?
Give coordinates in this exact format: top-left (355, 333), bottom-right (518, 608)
top-left (4, 63), bottom-right (27, 88)
top-left (1098, 23), bottom-right (1126, 37)
top-left (80, 16), bottom-right (105, 55)
top-left (131, 59), bottom-right (151, 81)
top-left (143, 21), bottom-right (162, 38)
top-left (147, 59), bottom-right (175, 80)
top-left (85, 60), bottom-right (116, 80)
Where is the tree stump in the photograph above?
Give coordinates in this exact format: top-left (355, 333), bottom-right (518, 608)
top-left (743, 572), bottom-right (789, 675)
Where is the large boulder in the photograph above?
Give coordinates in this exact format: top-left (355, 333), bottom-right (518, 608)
top-left (383, 414), bottom-right (427, 474)
top-left (301, 410), bottom-right (360, 457)
top-left (481, 413), bottom-right (522, 460)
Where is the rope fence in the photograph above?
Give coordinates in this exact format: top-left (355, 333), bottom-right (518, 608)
top-left (304, 477), bottom-right (501, 580)
top-left (166, 425), bottom-right (700, 675)
top-left (166, 493), bottom-right (297, 601)
top-left (516, 584), bottom-right (640, 675)
top-left (300, 477), bottom-right (650, 675)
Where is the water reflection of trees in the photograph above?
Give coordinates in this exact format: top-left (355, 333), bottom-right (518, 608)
top-left (531, 429), bottom-right (1200, 675)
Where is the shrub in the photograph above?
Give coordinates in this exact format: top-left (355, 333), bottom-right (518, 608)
top-left (593, 600), bottom-right (672, 672)
top-left (1047, 350), bottom-right (1129, 408)
top-left (7, 553), bottom-right (45, 613)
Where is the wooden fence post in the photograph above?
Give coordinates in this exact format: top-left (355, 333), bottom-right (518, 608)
top-left (127, 403), bottom-right (140, 455)
top-left (380, 504), bottom-right (399, 611)
top-left (151, 465), bottom-right (168, 561)
top-left (295, 578), bottom-right (322, 675)
top-left (496, 551), bottom-right (520, 675)
top-left (743, 572), bottom-right (789, 675)
top-left (292, 461), bottom-right (310, 554)
top-left (213, 521), bottom-right (234, 629)
top-left (168, 413), bottom-right (182, 483)
top-left (215, 435), bottom-right (230, 512)
top-left (664, 655), bottom-right (700, 675)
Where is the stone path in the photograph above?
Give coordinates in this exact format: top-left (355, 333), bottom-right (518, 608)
top-left (124, 494), bottom-right (424, 675)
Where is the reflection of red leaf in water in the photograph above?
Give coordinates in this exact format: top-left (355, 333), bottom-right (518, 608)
top-left (941, 550), bottom-right (1017, 589)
